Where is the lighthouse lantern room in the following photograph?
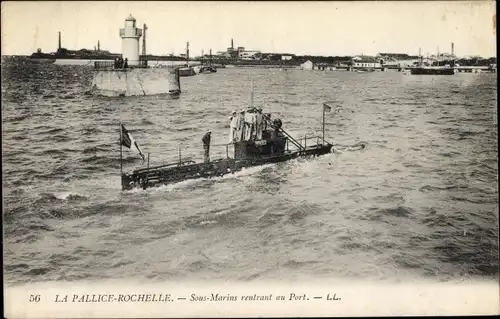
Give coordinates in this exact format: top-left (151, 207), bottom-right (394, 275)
top-left (119, 14), bottom-right (143, 66)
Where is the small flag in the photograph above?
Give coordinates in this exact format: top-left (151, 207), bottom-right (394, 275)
top-left (120, 124), bottom-right (145, 161)
top-left (323, 103), bottom-right (332, 112)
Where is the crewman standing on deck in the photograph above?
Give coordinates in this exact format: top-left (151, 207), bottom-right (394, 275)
top-left (238, 110), bottom-right (246, 141)
top-left (202, 130), bottom-right (211, 163)
top-left (229, 111), bottom-right (238, 143)
top-left (256, 108), bottom-right (263, 140)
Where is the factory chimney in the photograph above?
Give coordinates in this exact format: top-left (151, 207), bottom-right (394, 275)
top-left (231, 38), bottom-right (234, 49)
top-left (98, 40), bottom-right (100, 51)
top-left (58, 32), bottom-right (61, 50)
top-left (451, 42), bottom-right (454, 56)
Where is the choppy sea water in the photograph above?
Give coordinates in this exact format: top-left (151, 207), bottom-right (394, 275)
top-left (2, 63), bottom-right (498, 286)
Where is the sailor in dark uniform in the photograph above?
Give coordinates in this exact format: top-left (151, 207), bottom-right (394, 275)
top-left (124, 58), bottom-right (128, 69)
top-left (202, 130), bottom-right (211, 163)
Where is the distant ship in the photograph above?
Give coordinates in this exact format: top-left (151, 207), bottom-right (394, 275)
top-left (28, 49), bottom-right (194, 63)
top-left (29, 48), bottom-right (121, 62)
top-left (28, 32), bottom-right (122, 63)
top-left (410, 53), bottom-right (456, 75)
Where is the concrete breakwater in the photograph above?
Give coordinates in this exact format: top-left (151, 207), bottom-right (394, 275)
top-left (90, 67), bottom-right (181, 97)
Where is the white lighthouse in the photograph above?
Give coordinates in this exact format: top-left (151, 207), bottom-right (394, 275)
top-left (119, 14), bottom-right (143, 66)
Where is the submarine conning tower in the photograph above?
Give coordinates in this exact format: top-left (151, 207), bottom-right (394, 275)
top-left (120, 14), bottom-right (143, 66)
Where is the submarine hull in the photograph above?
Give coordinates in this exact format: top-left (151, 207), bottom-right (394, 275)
top-left (121, 144), bottom-right (333, 191)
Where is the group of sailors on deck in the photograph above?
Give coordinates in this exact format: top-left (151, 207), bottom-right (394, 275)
top-left (228, 107), bottom-right (271, 143)
top-left (200, 107), bottom-right (277, 164)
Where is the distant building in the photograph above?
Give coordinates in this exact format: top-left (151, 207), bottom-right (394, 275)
top-left (300, 60), bottom-right (314, 70)
top-left (429, 53), bottom-right (456, 61)
top-left (377, 53), bottom-right (418, 61)
top-left (376, 53), bottom-right (422, 67)
top-left (215, 39), bottom-right (261, 60)
top-left (216, 51), bottom-right (231, 58)
top-left (352, 56), bottom-right (381, 68)
top-left (239, 50), bottom-right (261, 60)
top-left (406, 57), bottom-right (434, 67)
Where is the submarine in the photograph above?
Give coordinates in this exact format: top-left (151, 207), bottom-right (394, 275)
top-left (119, 102), bottom-right (365, 191)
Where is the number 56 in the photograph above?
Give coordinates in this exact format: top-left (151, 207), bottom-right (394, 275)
top-left (29, 295), bottom-right (40, 302)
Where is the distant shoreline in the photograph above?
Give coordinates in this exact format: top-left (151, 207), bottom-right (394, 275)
top-left (1, 55), bottom-right (496, 69)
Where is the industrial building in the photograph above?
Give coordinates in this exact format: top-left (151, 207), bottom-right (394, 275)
top-left (216, 39), bottom-right (262, 60)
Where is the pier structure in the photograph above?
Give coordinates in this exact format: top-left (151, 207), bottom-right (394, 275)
top-left (454, 66), bottom-right (496, 73)
top-left (397, 65), bottom-right (495, 73)
top-left (308, 63), bottom-right (390, 72)
top-left (302, 63), bottom-right (495, 73)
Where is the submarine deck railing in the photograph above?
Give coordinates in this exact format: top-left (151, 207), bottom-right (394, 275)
top-left (131, 135), bottom-right (327, 176)
top-left (300, 135), bottom-right (326, 150)
top-left (132, 143), bottom-right (236, 174)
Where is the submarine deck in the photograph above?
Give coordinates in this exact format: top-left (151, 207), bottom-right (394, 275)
top-left (122, 143), bottom-right (332, 190)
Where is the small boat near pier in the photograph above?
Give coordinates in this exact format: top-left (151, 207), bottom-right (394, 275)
top-left (199, 49), bottom-right (217, 74)
top-left (178, 41), bottom-right (197, 77)
top-left (199, 65), bottom-right (217, 74)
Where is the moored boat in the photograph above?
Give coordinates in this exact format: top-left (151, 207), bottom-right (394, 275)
top-left (199, 65), bottom-right (217, 73)
top-left (178, 66), bottom-right (197, 76)
top-left (178, 41), bottom-right (197, 77)
top-left (199, 49), bottom-right (217, 74)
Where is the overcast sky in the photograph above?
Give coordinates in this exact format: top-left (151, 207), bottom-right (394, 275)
top-left (1, 1), bottom-right (496, 57)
